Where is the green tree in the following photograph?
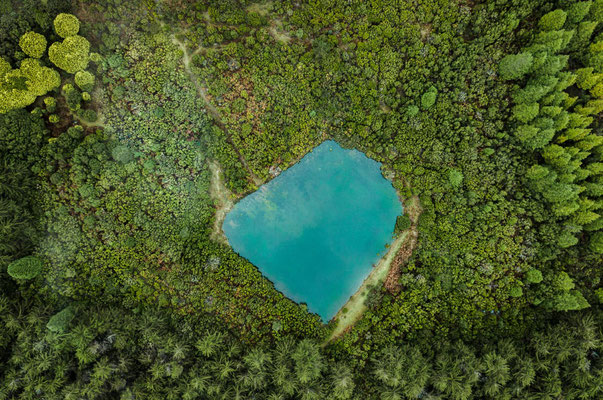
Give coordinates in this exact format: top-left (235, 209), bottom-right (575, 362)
top-left (54, 13), bottom-right (80, 38)
top-left (539, 10), bottom-right (568, 31)
top-left (7, 255), bottom-right (43, 279)
top-left (499, 53), bottom-right (533, 80)
top-left (421, 86), bottom-right (438, 109)
top-left (18, 31), bottom-right (47, 58)
top-left (49, 35), bottom-right (90, 73)
top-left (74, 70), bottom-right (94, 92)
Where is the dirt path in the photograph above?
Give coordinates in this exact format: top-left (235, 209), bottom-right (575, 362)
top-left (326, 195), bottom-right (422, 342)
top-left (169, 31), bottom-right (262, 187)
top-left (326, 231), bottom-right (409, 341)
top-left (208, 161), bottom-right (234, 244)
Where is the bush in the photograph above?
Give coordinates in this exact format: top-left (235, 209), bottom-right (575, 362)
top-left (395, 214), bottom-right (411, 232)
top-left (54, 13), bottom-right (80, 38)
top-left (499, 53), bottom-right (533, 80)
top-left (7, 256), bottom-right (43, 279)
top-left (509, 286), bottom-right (523, 297)
top-left (19, 32), bottom-right (47, 58)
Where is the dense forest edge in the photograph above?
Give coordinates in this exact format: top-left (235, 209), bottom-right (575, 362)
top-left (1, 0), bottom-right (602, 398)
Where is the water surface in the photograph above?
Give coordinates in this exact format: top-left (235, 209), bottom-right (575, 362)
top-left (223, 140), bottom-right (402, 320)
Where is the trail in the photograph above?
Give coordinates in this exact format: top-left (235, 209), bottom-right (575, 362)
top-left (170, 33), bottom-right (262, 187)
top-left (326, 195), bottom-right (422, 342)
top-left (208, 161), bottom-right (234, 245)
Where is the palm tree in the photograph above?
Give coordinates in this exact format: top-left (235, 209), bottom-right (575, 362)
top-left (329, 363), bottom-right (355, 399)
top-left (292, 339), bottom-right (324, 385)
top-left (195, 330), bottom-right (224, 358)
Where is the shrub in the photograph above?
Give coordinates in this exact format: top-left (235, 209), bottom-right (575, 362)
top-left (499, 53), bottom-right (533, 80)
top-left (54, 13), bottom-right (80, 38)
top-left (74, 70), bottom-right (95, 91)
top-left (19, 32), bottom-right (47, 58)
top-left (509, 286), bottom-right (523, 297)
top-left (7, 256), bottom-right (43, 279)
top-left (395, 214), bottom-right (411, 232)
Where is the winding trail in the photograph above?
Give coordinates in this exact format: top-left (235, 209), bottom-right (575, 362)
top-left (170, 33), bottom-right (262, 187)
top-left (208, 161), bottom-right (234, 245)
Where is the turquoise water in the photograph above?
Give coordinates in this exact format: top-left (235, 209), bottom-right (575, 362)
top-left (223, 141), bottom-right (403, 321)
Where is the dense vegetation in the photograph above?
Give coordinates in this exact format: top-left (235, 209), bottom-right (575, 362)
top-left (1, 0), bottom-right (602, 398)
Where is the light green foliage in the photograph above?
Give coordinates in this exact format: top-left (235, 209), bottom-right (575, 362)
top-left (509, 286), bottom-right (523, 297)
top-left (49, 35), bottom-right (90, 73)
top-left (44, 96), bottom-right (56, 112)
top-left (421, 86), bottom-right (438, 109)
top-left (111, 144), bottom-right (133, 164)
top-left (406, 104), bottom-right (419, 117)
top-left (539, 10), bottom-right (568, 32)
top-left (53, 13), bottom-right (80, 38)
top-left (526, 269), bottom-right (543, 284)
top-left (19, 31), bottom-right (47, 58)
top-left (46, 306), bottom-right (76, 333)
top-left (513, 102), bottom-right (539, 123)
top-left (74, 70), bottom-right (94, 91)
top-left (448, 168), bottom-right (463, 189)
top-left (499, 52), bottom-right (533, 80)
top-left (7, 256), bottom-right (43, 279)
top-left (0, 58), bottom-right (60, 113)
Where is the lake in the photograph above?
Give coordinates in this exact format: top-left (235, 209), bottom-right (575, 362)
top-left (223, 140), bottom-right (403, 321)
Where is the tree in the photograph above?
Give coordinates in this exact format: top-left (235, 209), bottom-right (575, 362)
top-left (19, 31), bottom-right (47, 58)
top-left (538, 10), bottom-right (568, 32)
top-left (49, 35), bottom-right (90, 73)
top-left (421, 86), bottom-right (438, 109)
top-left (54, 13), bottom-right (80, 38)
top-left (513, 103), bottom-right (540, 123)
top-left (74, 70), bottom-right (94, 92)
top-left (590, 231), bottom-right (603, 253)
top-left (499, 53), bottom-right (533, 80)
top-left (7, 256), bottom-right (43, 279)
top-left (567, 2), bottom-right (593, 25)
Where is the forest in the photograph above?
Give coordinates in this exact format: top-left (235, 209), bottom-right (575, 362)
top-left (0, 0), bottom-right (602, 398)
